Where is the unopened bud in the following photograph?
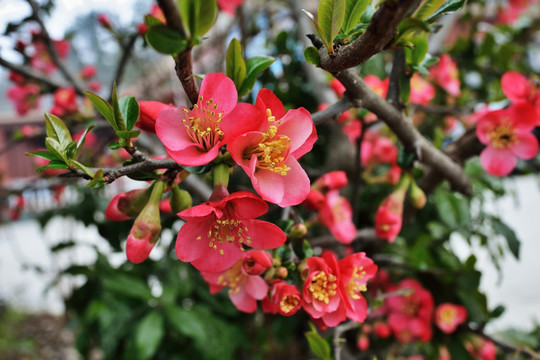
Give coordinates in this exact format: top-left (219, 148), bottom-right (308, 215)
top-left (357, 335), bottom-right (369, 351)
top-left (105, 187), bottom-right (151, 221)
top-left (126, 181), bottom-right (166, 263)
top-left (409, 181), bottom-right (426, 209)
top-left (242, 250), bottom-right (273, 275)
top-left (275, 266), bottom-right (288, 279)
top-left (170, 185), bottom-right (192, 214)
top-left (288, 223), bottom-right (307, 239)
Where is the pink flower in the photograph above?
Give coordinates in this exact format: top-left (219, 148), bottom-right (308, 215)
top-left (357, 335), bottom-right (369, 350)
top-left (175, 186), bottom-right (286, 273)
top-left (374, 321), bottom-right (391, 338)
top-left (80, 65), bottom-right (97, 79)
top-left (7, 83), bottom-right (41, 115)
top-left (312, 170), bottom-right (348, 193)
top-left (364, 75), bottom-right (389, 98)
top-left (201, 254), bottom-right (268, 313)
top-left (52, 87), bottom-right (78, 114)
top-left (467, 337), bottom-right (497, 360)
top-left (302, 251), bottom-right (346, 327)
top-left (339, 252), bottom-right (378, 323)
top-left (30, 41), bottom-right (70, 74)
top-left (374, 187), bottom-right (407, 242)
top-left (409, 73), bottom-right (435, 105)
top-left (430, 54), bottom-right (461, 97)
top-left (330, 78), bottom-right (346, 97)
top-left (476, 103), bottom-right (538, 176)
top-left (319, 190), bottom-right (357, 244)
top-left (228, 89), bottom-right (317, 207)
top-left (217, 0), bottom-right (243, 15)
top-left (262, 279), bottom-right (302, 316)
top-left (361, 131), bottom-right (398, 166)
top-left (137, 101), bottom-right (173, 133)
top-left (156, 73), bottom-right (263, 166)
top-left (435, 302), bottom-right (467, 334)
top-left (386, 278), bottom-right (434, 343)
top-left (501, 71), bottom-right (540, 123)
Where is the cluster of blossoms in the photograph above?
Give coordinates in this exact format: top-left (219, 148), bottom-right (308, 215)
top-left (104, 73), bottom-right (378, 327)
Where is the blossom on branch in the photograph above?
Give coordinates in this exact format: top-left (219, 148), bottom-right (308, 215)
top-left (175, 186), bottom-right (286, 273)
top-left (228, 89), bottom-right (317, 207)
top-left (435, 302), bottom-right (467, 334)
top-left (262, 279), bottom-right (302, 316)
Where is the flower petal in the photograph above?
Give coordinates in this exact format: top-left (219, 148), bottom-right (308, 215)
top-left (480, 146), bottom-right (517, 176)
top-left (244, 275), bottom-right (269, 300)
top-left (511, 132), bottom-right (539, 159)
top-left (221, 103), bottom-right (265, 142)
top-left (191, 241), bottom-right (243, 273)
top-left (501, 71), bottom-right (533, 103)
top-left (244, 219), bottom-right (286, 249)
top-left (200, 73), bottom-right (238, 114)
top-left (165, 142), bottom-right (221, 166)
top-left (507, 103), bottom-right (537, 132)
top-left (277, 107), bottom-right (316, 157)
top-left (155, 106), bottom-right (193, 151)
top-left (255, 88), bottom-right (286, 120)
top-left (175, 219), bottom-right (212, 262)
top-left (229, 286), bottom-right (258, 313)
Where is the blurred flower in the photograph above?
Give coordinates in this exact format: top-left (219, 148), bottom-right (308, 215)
top-left (435, 302), bottom-right (467, 334)
top-left (430, 54), bottom-right (461, 97)
top-left (476, 103), bottom-right (538, 176)
top-left (409, 73), bottom-right (435, 105)
top-left (80, 65), bottom-right (97, 79)
top-left (262, 279), bottom-right (302, 316)
top-left (7, 83), bottom-right (41, 115)
top-left (218, 0), bottom-right (243, 15)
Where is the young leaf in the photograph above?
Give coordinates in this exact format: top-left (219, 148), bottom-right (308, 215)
top-left (226, 38), bottom-right (247, 91)
top-left (145, 25), bottom-right (187, 54)
top-left (318, 0), bottom-right (346, 51)
top-left (84, 91), bottom-right (117, 130)
top-left (413, 0), bottom-right (446, 20)
top-left (26, 150), bottom-right (58, 161)
top-left (238, 56), bottom-right (275, 96)
top-left (177, 0), bottom-right (217, 39)
top-left (69, 159), bottom-right (95, 178)
top-left (404, 35), bottom-right (429, 66)
top-left (305, 323), bottom-right (332, 360)
top-left (302, 9), bottom-right (333, 53)
top-left (45, 138), bottom-right (67, 162)
top-left (111, 83), bottom-right (126, 131)
top-left (144, 14), bottom-right (163, 27)
top-left (44, 113), bottom-right (72, 150)
top-left (119, 96), bottom-right (140, 131)
top-left (135, 311), bottom-right (164, 360)
top-left (86, 169), bottom-right (105, 188)
top-left (75, 125), bottom-right (95, 159)
top-left (65, 141), bottom-right (77, 159)
top-left (304, 46), bottom-right (320, 65)
top-left (425, 0), bottom-right (466, 22)
top-left (342, 0), bottom-right (370, 34)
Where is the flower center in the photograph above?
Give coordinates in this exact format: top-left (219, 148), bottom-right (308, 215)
top-left (308, 271), bottom-right (338, 304)
top-left (280, 295), bottom-right (300, 314)
top-left (346, 266), bottom-right (367, 300)
top-left (244, 109), bottom-right (291, 175)
top-left (401, 297), bottom-right (420, 317)
top-left (487, 121), bottom-right (518, 149)
top-left (440, 307), bottom-right (457, 325)
top-left (182, 96), bottom-right (224, 151)
top-left (217, 263), bottom-right (244, 294)
top-left (198, 217), bottom-right (252, 256)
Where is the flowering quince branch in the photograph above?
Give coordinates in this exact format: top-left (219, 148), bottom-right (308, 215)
top-left (333, 320), bottom-right (360, 360)
top-left (316, 0), bottom-right (418, 72)
top-left (467, 326), bottom-right (540, 359)
top-left (25, 0), bottom-right (85, 94)
top-left (311, 97), bottom-right (354, 125)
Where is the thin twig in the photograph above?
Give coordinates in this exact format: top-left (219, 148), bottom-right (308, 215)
top-left (333, 321), bottom-right (360, 360)
top-left (25, 0), bottom-right (85, 93)
top-left (109, 33), bottom-right (139, 100)
top-left (312, 97), bottom-right (354, 125)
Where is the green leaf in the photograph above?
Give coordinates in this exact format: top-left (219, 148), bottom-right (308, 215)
top-left (238, 56), bottom-right (275, 96)
top-left (448, 337), bottom-right (474, 360)
top-left (69, 159), bottom-right (95, 178)
top-left (183, 163), bottom-right (212, 175)
top-left (45, 138), bottom-right (67, 162)
top-left (413, 0), bottom-right (446, 20)
top-left (44, 113), bottom-right (72, 150)
top-left (116, 130), bottom-right (141, 140)
top-left (491, 217), bottom-right (520, 259)
top-left (111, 82), bottom-right (127, 133)
top-left (177, 0), bottom-right (217, 38)
top-left (342, 0), bottom-right (370, 34)
top-left (144, 14), bottom-right (163, 27)
top-left (135, 311), bottom-right (164, 360)
top-left (226, 38), bottom-right (246, 91)
top-left (304, 46), bottom-right (320, 65)
top-left (86, 168), bottom-right (105, 188)
top-left (119, 96), bottom-right (140, 131)
top-left (404, 35), bottom-right (429, 66)
top-left (318, 0), bottom-right (346, 51)
top-left (302, 9), bottom-right (332, 53)
top-left (305, 324), bottom-right (332, 360)
top-left (102, 274), bottom-right (153, 300)
top-left (36, 160), bottom-right (69, 171)
top-left (84, 91), bottom-right (116, 130)
top-left (165, 307), bottom-right (207, 342)
top-left (26, 150), bottom-right (58, 161)
top-left (145, 25), bottom-right (187, 55)
top-left (75, 125), bottom-right (95, 159)
top-left (425, 0), bottom-right (467, 22)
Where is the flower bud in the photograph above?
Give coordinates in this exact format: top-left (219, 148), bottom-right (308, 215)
top-left (374, 322), bottom-right (391, 338)
top-left (357, 335), bottom-right (369, 351)
top-left (242, 250), bottom-right (273, 276)
top-left (288, 223), bottom-right (307, 239)
top-left (97, 14), bottom-right (111, 29)
top-left (275, 266), bottom-right (288, 279)
top-left (136, 101), bottom-right (172, 133)
top-left (105, 187), bottom-right (151, 221)
top-left (170, 185), bottom-right (192, 214)
top-left (313, 171), bottom-right (348, 192)
top-left (374, 176), bottom-right (410, 242)
top-left (409, 181), bottom-right (427, 209)
top-left (126, 181), bottom-right (166, 263)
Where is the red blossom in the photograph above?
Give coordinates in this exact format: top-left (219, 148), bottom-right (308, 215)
top-left (435, 302), bottom-right (467, 334)
top-left (330, 78), bottom-right (346, 97)
top-left (242, 250), bottom-right (273, 276)
top-left (217, 0), bottom-right (243, 15)
top-left (430, 54), bottom-right (461, 97)
top-left (156, 73), bottom-right (263, 166)
top-left (175, 186), bottom-right (286, 273)
top-left (374, 185), bottom-right (407, 242)
top-left (228, 89), bottom-right (317, 207)
top-left (7, 83), bottom-right (41, 115)
top-left (52, 87), bottom-right (78, 114)
top-left (80, 65), bottom-right (97, 79)
top-left (262, 279), bottom-right (302, 316)
top-left (476, 103), bottom-right (538, 176)
top-left (202, 254), bottom-right (268, 313)
top-left (409, 73), bottom-right (435, 105)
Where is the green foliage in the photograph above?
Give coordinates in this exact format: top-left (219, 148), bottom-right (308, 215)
top-left (305, 323), bottom-right (332, 360)
top-left (342, 0), bottom-right (370, 34)
top-left (177, 0), bottom-right (217, 39)
top-left (304, 46), bottom-right (320, 65)
top-left (145, 25), bottom-right (188, 54)
top-left (318, 0), bottom-right (346, 53)
top-left (425, 0), bottom-right (467, 22)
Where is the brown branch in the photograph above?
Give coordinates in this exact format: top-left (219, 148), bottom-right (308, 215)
top-left (317, 0), bottom-right (417, 72)
top-left (0, 56), bottom-right (79, 94)
top-left (155, 0), bottom-right (200, 105)
top-left (333, 321), bottom-right (360, 360)
top-left (335, 69), bottom-right (472, 196)
top-left (312, 97), bottom-right (354, 125)
top-left (25, 0), bottom-right (85, 94)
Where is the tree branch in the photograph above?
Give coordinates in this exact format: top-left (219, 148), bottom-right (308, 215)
top-left (25, 0), bottom-right (85, 93)
top-left (333, 321), bottom-right (360, 360)
top-left (317, 0), bottom-right (417, 72)
top-left (333, 69), bottom-right (472, 195)
top-left (312, 97), bottom-right (354, 125)
top-left (468, 327), bottom-right (540, 360)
